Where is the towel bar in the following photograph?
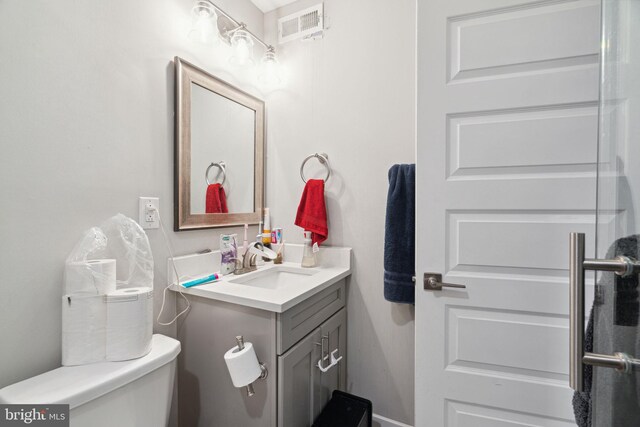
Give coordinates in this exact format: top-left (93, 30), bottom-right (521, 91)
top-left (206, 161), bottom-right (227, 186)
top-left (300, 153), bottom-right (331, 183)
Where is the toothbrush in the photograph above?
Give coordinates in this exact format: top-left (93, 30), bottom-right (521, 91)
top-left (243, 223), bottom-right (248, 253)
top-left (182, 273), bottom-right (221, 288)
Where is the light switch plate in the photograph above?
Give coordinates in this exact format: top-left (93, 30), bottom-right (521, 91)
top-left (139, 197), bottom-right (159, 229)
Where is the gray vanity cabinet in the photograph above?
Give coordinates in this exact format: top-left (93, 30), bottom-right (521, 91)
top-left (278, 308), bottom-right (347, 427)
top-left (177, 280), bottom-right (347, 427)
top-left (278, 328), bottom-right (322, 427)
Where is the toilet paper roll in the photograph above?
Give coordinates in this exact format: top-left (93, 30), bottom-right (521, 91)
top-left (62, 294), bottom-right (107, 366)
top-left (65, 259), bottom-right (116, 295)
top-left (105, 287), bottom-right (153, 361)
top-left (224, 342), bottom-right (262, 387)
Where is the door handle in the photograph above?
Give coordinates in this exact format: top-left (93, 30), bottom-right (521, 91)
top-left (569, 232), bottom-right (640, 392)
top-left (423, 273), bottom-right (466, 291)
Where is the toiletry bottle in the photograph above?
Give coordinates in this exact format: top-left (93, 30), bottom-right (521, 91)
top-left (262, 208), bottom-right (272, 248)
top-left (301, 231), bottom-right (317, 268)
top-left (220, 234), bottom-right (237, 274)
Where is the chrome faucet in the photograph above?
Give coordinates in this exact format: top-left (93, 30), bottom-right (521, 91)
top-left (234, 242), bottom-right (265, 275)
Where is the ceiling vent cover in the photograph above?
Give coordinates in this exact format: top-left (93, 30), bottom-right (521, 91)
top-left (278, 3), bottom-right (324, 44)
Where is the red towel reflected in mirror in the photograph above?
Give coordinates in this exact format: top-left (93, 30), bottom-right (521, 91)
top-left (206, 183), bottom-right (228, 214)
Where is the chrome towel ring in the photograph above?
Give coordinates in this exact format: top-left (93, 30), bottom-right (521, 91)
top-left (300, 153), bottom-right (331, 183)
top-left (205, 161), bottom-right (227, 186)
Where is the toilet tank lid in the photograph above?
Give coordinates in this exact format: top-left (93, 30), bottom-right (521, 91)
top-left (0, 334), bottom-right (181, 409)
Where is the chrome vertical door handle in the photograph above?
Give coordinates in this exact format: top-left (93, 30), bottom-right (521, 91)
top-left (423, 273), bottom-right (466, 291)
top-left (569, 232), bottom-right (640, 392)
top-left (569, 233), bottom-right (586, 391)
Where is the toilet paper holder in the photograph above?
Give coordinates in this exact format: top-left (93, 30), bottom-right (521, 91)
top-left (235, 336), bottom-right (268, 397)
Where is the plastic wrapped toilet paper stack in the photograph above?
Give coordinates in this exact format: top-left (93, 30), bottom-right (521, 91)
top-left (62, 214), bottom-right (154, 366)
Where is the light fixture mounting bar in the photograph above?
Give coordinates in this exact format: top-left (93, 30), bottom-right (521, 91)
top-left (207, 1), bottom-right (273, 51)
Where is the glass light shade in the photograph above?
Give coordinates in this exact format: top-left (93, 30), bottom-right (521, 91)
top-left (258, 50), bottom-right (282, 87)
top-left (188, 1), bottom-right (219, 45)
top-left (229, 30), bottom-right (255, 67)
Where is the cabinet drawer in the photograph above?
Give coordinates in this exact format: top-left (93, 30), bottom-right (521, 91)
top-left (277, 280), bottom-right (345, 354)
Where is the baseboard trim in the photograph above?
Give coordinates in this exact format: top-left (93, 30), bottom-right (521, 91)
top-left (372, 413), bottom-right (413, 427)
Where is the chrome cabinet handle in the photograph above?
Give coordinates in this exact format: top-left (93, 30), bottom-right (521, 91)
top-left (423, 273), bottom-right (466, 291)
top-left (569, 232), bottom-right (640, 392)
top-left (314, 335), bottom-right (329, 370)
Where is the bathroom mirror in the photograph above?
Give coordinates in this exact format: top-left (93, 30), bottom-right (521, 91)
top-left (174, 57), bottom-right (264, 230)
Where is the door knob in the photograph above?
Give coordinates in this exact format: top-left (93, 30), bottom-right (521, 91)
top-left (423, 273), bottom-right (466, 291)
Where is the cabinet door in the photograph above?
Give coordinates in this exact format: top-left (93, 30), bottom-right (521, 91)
top-left (278, 328), bottom-right (322, 427)
top-left (318, 308), bottom-right (347, 410)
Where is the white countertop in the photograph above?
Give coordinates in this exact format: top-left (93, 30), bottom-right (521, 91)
top-left (168, 244), bottom-right (352, 313)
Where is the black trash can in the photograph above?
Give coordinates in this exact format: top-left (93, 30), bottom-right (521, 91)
top-left (313, 390), bottom-right (372, 427)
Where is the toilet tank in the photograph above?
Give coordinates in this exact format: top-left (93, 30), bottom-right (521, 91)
top-left (0, 334), bottom-right (180, 427)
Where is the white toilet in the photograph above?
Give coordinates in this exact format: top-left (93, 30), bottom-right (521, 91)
top-left (0, 334), bottom-right (180, 427)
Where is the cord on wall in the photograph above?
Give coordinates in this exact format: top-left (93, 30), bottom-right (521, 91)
top-left (152, 207), bottom-right (191, 326)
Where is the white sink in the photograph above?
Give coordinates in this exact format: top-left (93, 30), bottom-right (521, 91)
top-left (169, 244), bottom-right (352, 312)
top-left (228, 266), bottom-right (318, 289)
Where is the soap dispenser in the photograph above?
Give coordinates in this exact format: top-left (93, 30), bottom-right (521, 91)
top-left (301, 231), bottom-right (317, 268)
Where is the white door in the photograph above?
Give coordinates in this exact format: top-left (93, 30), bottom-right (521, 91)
top-left (416, 0), bottom-right (601, 426)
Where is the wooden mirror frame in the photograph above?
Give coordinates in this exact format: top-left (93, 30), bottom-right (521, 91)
top-left (174, 57), bottom-right (264, 231)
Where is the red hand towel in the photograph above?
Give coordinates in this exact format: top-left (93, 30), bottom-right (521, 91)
top-left (205, 184), bottom-right (228, 214)
top-left (295, 179), bottom-right (328, 245)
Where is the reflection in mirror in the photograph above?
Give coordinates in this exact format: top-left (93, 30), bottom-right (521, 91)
top-left (190, 83), bottom-right (255, 214)
top-left (175, 57), bottom-right (264, 230)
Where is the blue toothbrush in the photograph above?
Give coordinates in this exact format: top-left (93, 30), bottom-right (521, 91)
top-left (182, 273), bottom-right (221, 288)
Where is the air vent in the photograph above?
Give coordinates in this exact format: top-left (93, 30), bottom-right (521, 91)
top-left (278, 3), bottom-right (324, 44)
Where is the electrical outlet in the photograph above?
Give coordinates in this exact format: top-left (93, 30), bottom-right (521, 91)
top-left (139, 197), bottom-right (159, 229)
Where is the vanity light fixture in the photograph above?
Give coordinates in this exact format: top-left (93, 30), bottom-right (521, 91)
top-left (258, 47), bottom-right (282, 86)
top-left (188, 0), bottom-right (283, 87)
top-left (229, 26), bottom-right (255, 67)
top-left (188, 0), bottom-right (219, 45)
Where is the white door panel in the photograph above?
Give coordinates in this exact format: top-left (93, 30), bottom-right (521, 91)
top-left (448, 104), bottom-right (598, 176)
top-left (448, 1), bottom-right (600, 81)
top-left (446, 400), bottom-right (577, 427)
top-left (416, 0), bottom-right (600, 425)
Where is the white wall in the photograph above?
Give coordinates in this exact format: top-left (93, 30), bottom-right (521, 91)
top-left (0, 0), bottom-right (264, 389)
top-left (263, 1), bottom-right (416, 424)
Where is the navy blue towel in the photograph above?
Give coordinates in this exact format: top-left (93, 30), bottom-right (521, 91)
top-left (384, 164), bottom-right (415, 304)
